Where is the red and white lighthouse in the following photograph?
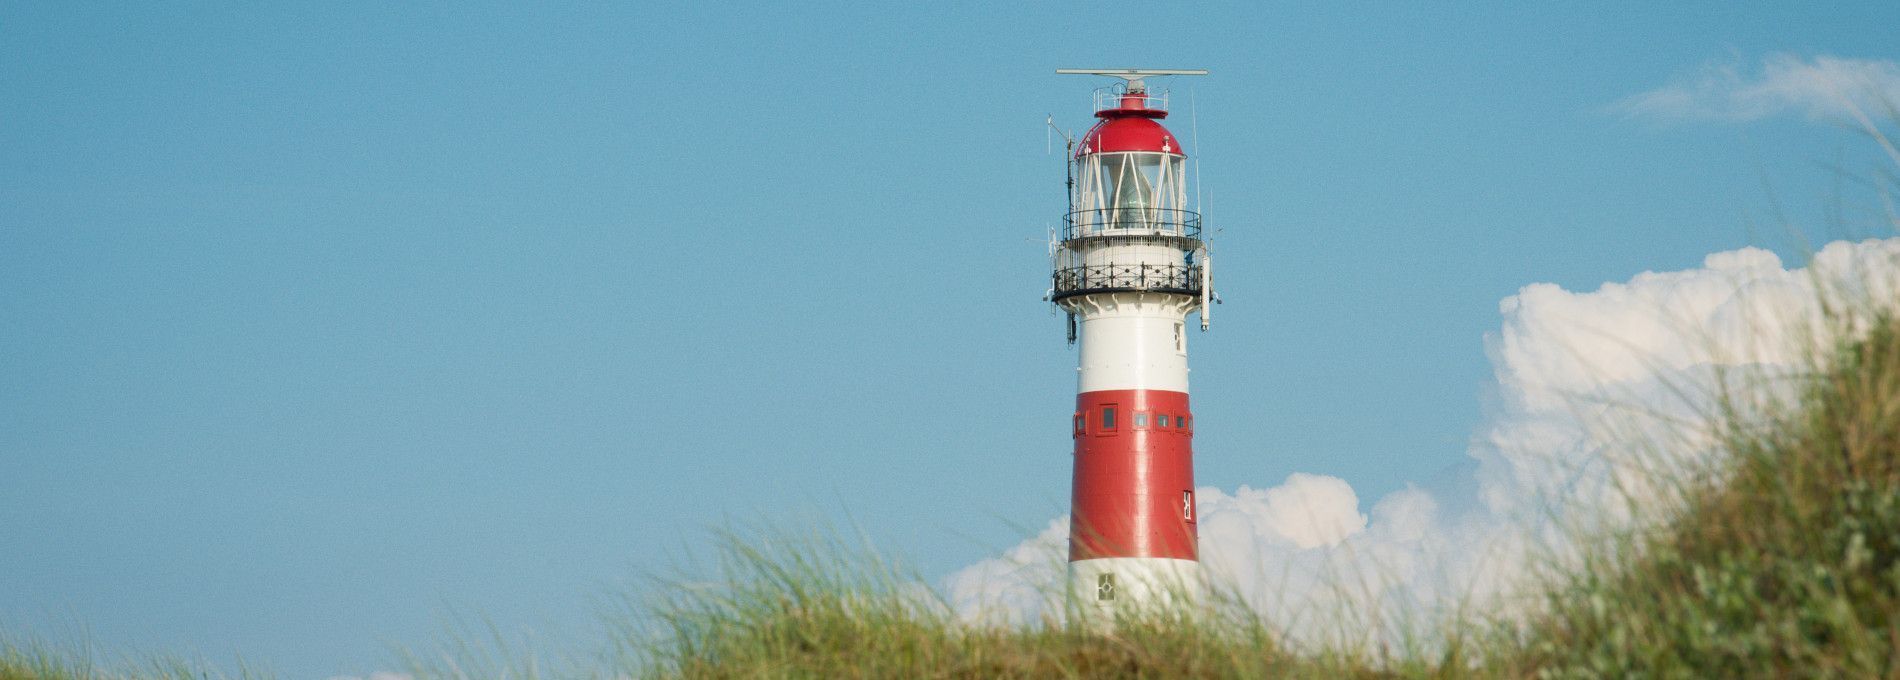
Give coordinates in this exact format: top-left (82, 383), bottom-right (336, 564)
top-left (1050, 68), bottom-right (1213, 613)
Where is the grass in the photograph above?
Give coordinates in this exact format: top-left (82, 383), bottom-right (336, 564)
top-left (613, 527), bottom-right (1314, 678)
top-left (10, 266), bottom-right (1900, 680)
top-left (1485, 310), bottom-right (1900, 677)
top-left (0, 633), bottom-right (270, 680)
top-left (10, 298), bottom-right (1900, 679)
top-left (601, 296), bottom-right (1900, 678)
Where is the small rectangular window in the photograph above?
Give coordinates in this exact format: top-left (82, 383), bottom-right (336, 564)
top-left (1074, 413), bottom-right (1084, 437)
top-left (1134, 412), bottom-right (1148, 428)
top-left (1183, 490), bottom-right (1195, 522)
top-left (1097, 573), bottom-right (1116, 601)
top-left (1186, 416), bottom-right (1193, 432)
top-left (1101, 406), bottom-right (1117, 430)
top-left (1175, 414), bottom-right (1186, 430)
top-left (1156, 414), bottom-right (1169, 428)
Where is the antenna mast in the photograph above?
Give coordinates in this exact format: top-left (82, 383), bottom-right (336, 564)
top-left (1054, 68), bottom-right (1209, 93)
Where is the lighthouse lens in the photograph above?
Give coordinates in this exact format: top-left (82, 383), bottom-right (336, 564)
top-left (1108, 155), bottom-right (1157, 214)
top-left (1096, 153), bottom-right (1178, 231)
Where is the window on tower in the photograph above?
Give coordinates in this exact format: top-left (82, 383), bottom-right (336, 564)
top-left (1101, 406), bottom-right (1117, 431)
top-left (1134, 412), bottom-right (1148, 428)
top-left (1156, 414), bottom-right (1169, 428)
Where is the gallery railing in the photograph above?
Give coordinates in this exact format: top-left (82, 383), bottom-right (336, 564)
top-left (1062, 208), bottom-right (1201, 242)
top-left (1051, 263), bottom-right (1202, 301)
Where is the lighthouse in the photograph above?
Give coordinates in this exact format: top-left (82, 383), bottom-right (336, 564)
top-left (1050, 68), bottom-right (1213, 614)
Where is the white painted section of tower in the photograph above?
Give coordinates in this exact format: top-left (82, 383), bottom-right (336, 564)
top-left (1069, 557), bottom-right (1206, 618)
top-left (1072, 294), bottom-right (1196, 392)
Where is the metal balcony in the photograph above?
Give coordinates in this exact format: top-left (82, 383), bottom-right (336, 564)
top-left (1051, 263), bottom-right (1203, 302)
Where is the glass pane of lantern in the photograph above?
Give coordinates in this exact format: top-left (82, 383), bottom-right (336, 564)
top-left (1108, 154), bottom-right (1161, 228)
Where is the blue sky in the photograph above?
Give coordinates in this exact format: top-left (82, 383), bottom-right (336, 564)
top-left (4, 2), bottom-right (1899, 677)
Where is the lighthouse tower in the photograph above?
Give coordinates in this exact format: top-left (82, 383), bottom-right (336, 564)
top-left (1050, 68), bottom-right (1212, 614)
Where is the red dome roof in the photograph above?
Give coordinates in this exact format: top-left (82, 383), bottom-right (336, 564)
top-left (1077, 116), bottom-right (1184, 157)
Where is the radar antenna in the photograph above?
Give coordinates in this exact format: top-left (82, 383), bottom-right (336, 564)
top-left (1055, 68), bottom-right (1208, 93)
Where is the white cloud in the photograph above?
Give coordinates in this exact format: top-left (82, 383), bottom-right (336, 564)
top-left (1613, 53), bottom-right (1900, 123)
top-left (944, 237), bottom-right (1900, 646)
top-left (1202, 474), bottom-right (1366, 551)
top-left (940, 516), bottom-right (1068, 625)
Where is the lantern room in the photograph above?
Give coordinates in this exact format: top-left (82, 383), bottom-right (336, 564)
top-left (1069, 81), bottom-right (1193, 239)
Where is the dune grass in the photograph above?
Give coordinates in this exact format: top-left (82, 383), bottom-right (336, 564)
top-left (0, 633), bottom-right (270, 680)
top-left (612, 527), bottom-right (1315, 678)
top-left (12, 310), bottom-right (1900, 678)
top-left (1483, 311), bottom-right (1900, 677)
top-left (609, 307), bottom-right (1900, 679)
top-left (10, 311), bottom-right (1900, 680)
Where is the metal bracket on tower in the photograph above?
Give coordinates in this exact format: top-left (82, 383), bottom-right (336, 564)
top-left (1055, 68), bottom-right (1208, 93)
top-left (1200, 251), bottom-right (1212, 331)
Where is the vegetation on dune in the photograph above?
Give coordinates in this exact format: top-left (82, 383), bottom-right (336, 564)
top-left (0, 634), bottom-right (268, 680)
top-left (1491, 313), bottom-right (1900, 677)
top-left (617, 528), bottom-right (1311, 679)
top-left (615, 308), bottom-right (1900, 678)
top-left (10, 312), bottom-right (1900, 678)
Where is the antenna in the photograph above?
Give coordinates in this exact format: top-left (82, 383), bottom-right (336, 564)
top-left (1190, 88), bottom-right (1203, 214)
top-left (1044, 115), bottom-right (1073, 150)
top-left (1055, 68), bottom-right (1207, 93)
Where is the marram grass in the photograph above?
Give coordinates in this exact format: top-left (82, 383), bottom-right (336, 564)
top-left (613, 527), bottom-right (1316, 679)
top-left (0, 633), bottom-right (271, 680)
top-left (1484, 313), bottom-right (1900, 678)
top-left (520, 310), bottom-right (1900, 678)
top-left (11, 305), bottom-right (1900, 680)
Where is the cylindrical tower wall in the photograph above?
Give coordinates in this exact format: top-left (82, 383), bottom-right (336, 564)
top-left (1064, 291), bottom-right (1201, 610)
top-left (1073, 295), bottom-right (1191, 393)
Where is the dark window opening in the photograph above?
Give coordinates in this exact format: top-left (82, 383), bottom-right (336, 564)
top-left (1156, 414), bottom-right (1169, 428)
top-left (1101, 406), bottom-right (1117, 431)
top-left (1134, 412), bottom-right (1149, 428)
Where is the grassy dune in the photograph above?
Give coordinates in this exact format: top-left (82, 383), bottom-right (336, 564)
top-left (1488, 315), bottom-right (1900, 677)
top-left (0, 636), bottom-right (269, 680)
top-left (566, 307), bottom-right (1900, 678)
top-left (9, 294), bottom-right (1900, 679)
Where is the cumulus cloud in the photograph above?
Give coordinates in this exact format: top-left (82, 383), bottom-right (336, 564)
top-left (1612, 53), bottom-right (1900, 123)
top-left (945, 238), bottom-right (1900, 645)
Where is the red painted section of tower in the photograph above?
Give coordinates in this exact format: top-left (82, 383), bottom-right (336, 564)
top-left (1070, 389), bottom-right (1198, 561)
top-left (1077, 117), bottom-right (1183, 157)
